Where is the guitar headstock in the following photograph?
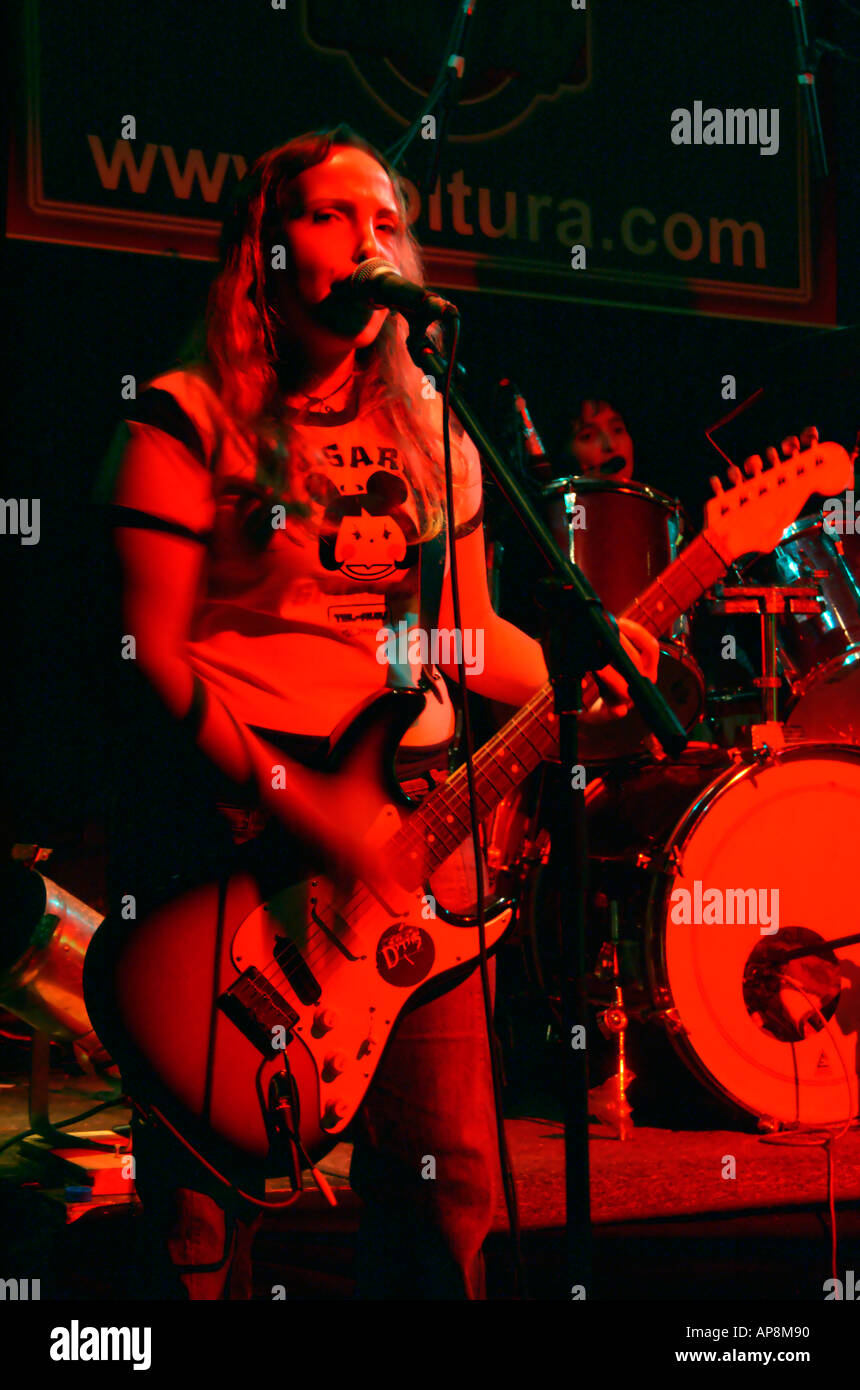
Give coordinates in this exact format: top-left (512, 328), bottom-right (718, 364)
top-left (704, 442), bottom-right (852, 561)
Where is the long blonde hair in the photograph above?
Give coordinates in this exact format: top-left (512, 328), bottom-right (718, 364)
top-left (199, 126), bottom-right (466, 538)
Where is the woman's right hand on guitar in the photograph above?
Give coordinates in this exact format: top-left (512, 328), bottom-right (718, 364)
top-left (250, 741), bottom-right (407, 908)
top-left (115, 526), bottom-right (404, 907)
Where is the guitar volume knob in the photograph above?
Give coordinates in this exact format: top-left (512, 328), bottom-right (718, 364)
top-left (321, 1098), bottom-right (350, 1130)
top-left (311, 1008), bottom-right (337, 1037)
top-left (322, 1052), bottom-right (347, 1082)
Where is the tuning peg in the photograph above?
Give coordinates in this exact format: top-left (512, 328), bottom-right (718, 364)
top-left (728, 464), bottom-right (744, 485)
top-left (709, 475), bottom-right (724, 495)
top-left (744, 456), bottom-right (764, 476)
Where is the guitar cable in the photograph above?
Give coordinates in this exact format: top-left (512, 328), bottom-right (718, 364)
top-left (0, 1082), bottom-right (336, 1209)
top-left (437, 317), bottom-right (528, 1298)
top-left (757, 975), bottom-right (856, 1292)
top-left (130, 1092), bottom-right (338, 1210)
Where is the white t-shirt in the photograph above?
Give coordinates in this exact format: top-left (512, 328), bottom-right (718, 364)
top-left (99, 364), bottom-right (484, 753)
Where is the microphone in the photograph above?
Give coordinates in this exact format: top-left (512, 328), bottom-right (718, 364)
top-left (499, 378), bottom-right (553, 485)
top-left (340, 259), bottom-right (459, 323)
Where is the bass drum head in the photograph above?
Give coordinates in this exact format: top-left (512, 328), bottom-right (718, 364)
top-left (651, 744), bottom-right (860, 1126)
top-left (494, 748), bottom-right (753, 1127)
top-left (784, 649), bottom-right (860, 744)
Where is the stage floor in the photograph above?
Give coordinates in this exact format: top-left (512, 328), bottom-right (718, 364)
top-left (2, 1071), bottom-right (859, 1300)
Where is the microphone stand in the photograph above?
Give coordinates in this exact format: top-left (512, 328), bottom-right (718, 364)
top-left (788, 0), bottom-right (829, 178)
top-left (407, 327), bottom-right (688, 1296)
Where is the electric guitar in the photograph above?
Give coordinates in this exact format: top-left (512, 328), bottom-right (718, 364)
top-left (105, 442), bottom-right (851, 1172)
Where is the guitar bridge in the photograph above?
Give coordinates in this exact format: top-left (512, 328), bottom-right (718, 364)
top-left (218, 966), bottom-right (300, 1056)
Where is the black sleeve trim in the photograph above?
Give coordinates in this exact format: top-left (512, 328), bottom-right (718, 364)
top-left (105, 504), bottom-right (212, 544)
top-left (453, 499), bottom-right (484, 540)
top-left (125, 388), bottom-right (209, 469)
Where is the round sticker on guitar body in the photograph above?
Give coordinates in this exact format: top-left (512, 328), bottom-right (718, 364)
top-left (376, 924), bottom-right (435, 986)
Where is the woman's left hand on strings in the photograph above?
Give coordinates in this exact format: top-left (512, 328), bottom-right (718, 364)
top-left (583, 616), bottom-right (660, 722)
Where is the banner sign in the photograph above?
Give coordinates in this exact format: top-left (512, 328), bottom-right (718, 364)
top-left (8, 0), bottom-right (836, 324)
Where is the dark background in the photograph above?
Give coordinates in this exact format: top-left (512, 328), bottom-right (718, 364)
top-left (2, 0), bottom-right (858, 845)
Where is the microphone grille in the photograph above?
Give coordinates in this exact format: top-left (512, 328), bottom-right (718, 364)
top-left (352, 258), bottom-right (394, 285)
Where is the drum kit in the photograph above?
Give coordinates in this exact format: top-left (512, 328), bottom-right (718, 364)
top-left (487, 469), bottom-right (860, 1134)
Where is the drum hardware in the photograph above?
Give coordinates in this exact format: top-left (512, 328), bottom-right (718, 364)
top-left (631, 843), bottom-right (691, 885)
top-left (701, 687), bottom-right (762, 750)
top-left (750, 738), bottom-right (784, 762)
top-left (746, 504), bottom-right (860, 744)
top-left (710, 582), bottom-right (824, 724)
top-left (709, 581), bottom-right (825, 749)
top-left (587, 1070), bottom-right (635, 1141)
top-left (652, 1005), bottom-right (683, 1033)
top-left (779, 930), bottom-right (860, 961)
top-left (484, 766), bottom-right (552, 901)
top-left (742, 929), bottom-right (842, 1044)
top-left (756, 1116), bottom-right (782, 1133)
top-left (491, 835), bottom-right (549, 927)
top-left (589, 903), bottom-right (635, 1140)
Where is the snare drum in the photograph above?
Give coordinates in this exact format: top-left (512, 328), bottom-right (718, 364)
top-left (541, 477), bottom-right (705, 760)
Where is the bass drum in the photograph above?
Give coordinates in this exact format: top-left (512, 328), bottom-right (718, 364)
top-left (512, 744), bottom-right (860, 1127)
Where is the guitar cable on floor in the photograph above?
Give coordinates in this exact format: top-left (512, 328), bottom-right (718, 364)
top-left (131, 1093), bottom-right (337, 1210)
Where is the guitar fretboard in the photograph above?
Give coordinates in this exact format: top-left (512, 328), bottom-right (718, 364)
top-left (391, 530), bottom-right (730, 886)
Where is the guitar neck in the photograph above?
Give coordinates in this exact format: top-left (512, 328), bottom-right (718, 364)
top-left (391, 530), bottom-right (730, 884)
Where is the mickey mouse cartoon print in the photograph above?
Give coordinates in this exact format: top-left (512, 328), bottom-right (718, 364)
top-left (310, 470), bottom-right (420, 583)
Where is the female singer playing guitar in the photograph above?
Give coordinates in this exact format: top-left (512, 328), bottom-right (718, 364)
top-left (85, 126), bottom-right (657, 1300)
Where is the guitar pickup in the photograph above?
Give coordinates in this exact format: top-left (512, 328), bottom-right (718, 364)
top-left (218, 966), bottom-right (300, 1056)
top-left (273, 934), bottom-right (322, 1005)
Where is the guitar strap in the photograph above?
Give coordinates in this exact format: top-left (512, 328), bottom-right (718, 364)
top-left (382, 511), bottom-right (447, 694)
top-left (418, 516), bottom-right (448, 678)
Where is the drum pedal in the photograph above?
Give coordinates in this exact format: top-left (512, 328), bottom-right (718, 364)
top-left (588, 1070), bottom-right (636, 1142)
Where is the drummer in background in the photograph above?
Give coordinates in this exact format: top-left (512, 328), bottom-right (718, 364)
top-left (486, 393), bottom-right (639, 637)
top-left (557, 393), bottom-right (749, 744)
top-left (561, 398), bottom-right (635, 482)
